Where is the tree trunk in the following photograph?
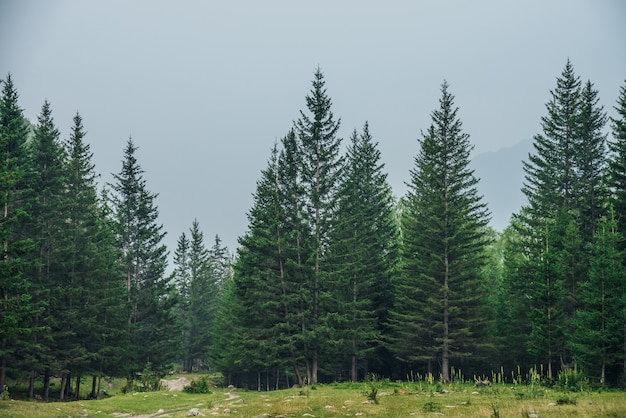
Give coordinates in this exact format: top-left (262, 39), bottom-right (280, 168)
top-left (312, 352), bottom-right (318, 385)
top-left (60, 374), bottom-right (67, 401)
top-left (43, 368), bottom-right (50, 399)
top-left (75, 374), bottom-right (81, 399)
top-left (28, 370), bottom-right (35, 399)
top-left (90, 375), bottom-right (97, 399)
top-left (292, 363), bottom-right (303, 387)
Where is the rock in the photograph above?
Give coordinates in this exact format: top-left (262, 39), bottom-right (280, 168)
top-left (187, 408), bottom-right (205, 417)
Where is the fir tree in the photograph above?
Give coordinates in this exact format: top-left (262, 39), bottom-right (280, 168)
top-left (573, 208), bottom-right (625, 386)
top-left (22, 100), bottom-right (67, 398)
top-left (516, 61), bottom-right (607, 375)
top-left (62, 113), bottom-right (126, 397)
top-left (328, 123), bottom-right (397, 381)
top-left (232, 145), bottom-right (289, 385)
top-left (388, 81), bottom-right (491, 382)
top-left (110, 138), bottom-right (176, 378)
top-left (294, 68), bottom-right (343, 384)
top-left (188, 220), bottom-right (217, 371)
top-left (0, 74), bottom-right (33, 395)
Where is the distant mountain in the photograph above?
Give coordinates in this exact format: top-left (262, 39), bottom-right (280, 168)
top-left (470, 139), bottom-right (533, 232)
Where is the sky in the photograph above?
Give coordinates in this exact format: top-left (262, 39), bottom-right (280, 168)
top-left (1, 0), bottom-right (625, 261)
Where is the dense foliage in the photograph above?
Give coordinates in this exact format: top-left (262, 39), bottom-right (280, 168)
top-left (1, 62), bottom-right (625, 402)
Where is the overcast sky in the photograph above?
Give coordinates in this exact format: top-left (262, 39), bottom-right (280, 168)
top-left (1, 0), bottom-right (625, 260)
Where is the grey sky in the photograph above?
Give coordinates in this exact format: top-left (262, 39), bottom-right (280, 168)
top-left (1, 0), bottom-right (625, 258)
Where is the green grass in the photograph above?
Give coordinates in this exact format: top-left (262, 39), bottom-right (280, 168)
top-left (2, 376), bottom-right (626, 417)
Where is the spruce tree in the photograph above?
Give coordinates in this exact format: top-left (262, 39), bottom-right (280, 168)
top-left (62, 113), bottom-right (127, 397)
top-left (573, 208), bottom-right (625, 386)
top-left (516, 61), bottom-right (608, 375)
top-left (188, 220), bottom-right (217, 371)
top-left (328, 123), bottom-right (397, 381)
top-left (294, 68), bottom-right (343, 384)
top-left (0, 74), bottom-right (33, 395)
top-left (23, 100), bottom-right (68, 398)
top-left (388, 81), bottom-right (491, 382)
top-left (232, 145), bottom-right (289, 385)
top-left (110, 138), bottom-right (176, 379)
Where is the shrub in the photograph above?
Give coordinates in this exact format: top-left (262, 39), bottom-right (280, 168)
top-left (364, 374), bottom-right (379, 404)
top-left (556, 369), bottom-right (588, 392)
top-left (183, 377), bottom-right (212, 394)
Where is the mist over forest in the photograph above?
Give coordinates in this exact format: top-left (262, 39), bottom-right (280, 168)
top-left (2, 58), bottom-right (626, 401)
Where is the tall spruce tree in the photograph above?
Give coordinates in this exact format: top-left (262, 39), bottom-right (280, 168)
top-left (294, 68), bottom-right (343, 384)
top-left (61, 113), bottom-right (127, 397)
top-left (515, 61), bottom-right (608, 376)
top-left (388, 81), bottom-right (491, 382)
top-left (110, 138), bottom-right (177, 378)
top-left (573, 208), bottom-right (625, 386)
top-left (0, 74), bottom-right (33, 395)
top-left (22, 100), bottom-right (68, 398)
top-left (232, 145), bottom-right (290, 386)
top-left (327, 123), bottom-right (397, 381)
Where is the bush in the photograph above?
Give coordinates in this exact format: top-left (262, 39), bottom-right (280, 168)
top-left (183, 377), bottom-right (212, 394)
top-left (364, 374), bottom-right (379, 404)
top-left (556, 369), bottom-right (588, 392)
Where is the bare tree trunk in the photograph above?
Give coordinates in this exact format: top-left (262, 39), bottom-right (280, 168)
top-left (42, 368), bottom-right (50, 399)
top-left (292, 363), bottom-right (303, 387)
top-left (90, 375), bottom-right (97, 399)
top-left (75, 374), bottom-right (81, 399)
top-left (60, 374), bottom-right (67, 401)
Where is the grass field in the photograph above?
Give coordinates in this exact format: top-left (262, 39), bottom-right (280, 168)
top-left (1, 376), bottom-right (625, 417)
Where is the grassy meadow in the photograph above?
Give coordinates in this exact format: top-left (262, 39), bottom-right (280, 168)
top-left (1, 374), bottom-right (626, 417)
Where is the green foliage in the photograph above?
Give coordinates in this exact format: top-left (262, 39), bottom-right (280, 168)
top-left (422, 391), bottom-right (442, 412)
top-left (556, 369), bottom-right (589, 392)
top-left (387, 81), bottom-right (492, 381)
top-left (183, 376), bottom-right (212, 394)
top-left (364, 374), bottom-right (379, 404)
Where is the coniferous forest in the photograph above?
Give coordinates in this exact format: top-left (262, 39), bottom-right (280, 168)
top-left (2, 60), bottom-right (626, 400)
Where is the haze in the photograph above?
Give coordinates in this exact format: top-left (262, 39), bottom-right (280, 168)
top-left (1, 0), bottom-right (624, 256)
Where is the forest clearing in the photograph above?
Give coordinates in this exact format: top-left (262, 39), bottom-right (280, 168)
top-left (2, 374), bottom-right (626, 418)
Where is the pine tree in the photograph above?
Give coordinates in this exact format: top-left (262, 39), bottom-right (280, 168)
top-left (110, 138), bottom-right (176, 379)
top-left (0, 74), bottom-right (33, 395)
top-left (388, 81), bottom-right (491, 382)
top-left (328, 123), bottom-right (397, 381)
top-left (294, 68), bottom-right (343, 384)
